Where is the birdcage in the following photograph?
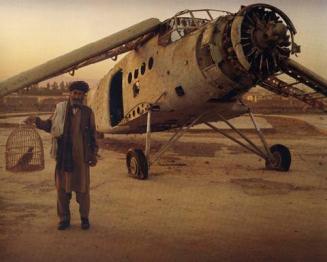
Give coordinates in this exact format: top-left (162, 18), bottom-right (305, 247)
top-left (5, 125), bottom-right (44, 172)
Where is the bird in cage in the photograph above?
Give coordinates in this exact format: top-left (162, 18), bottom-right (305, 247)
top-left (12, 146), bottom-right (34, 171)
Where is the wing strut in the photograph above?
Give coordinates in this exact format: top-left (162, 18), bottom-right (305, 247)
top-left (259, 59), bottom-right (327, 112)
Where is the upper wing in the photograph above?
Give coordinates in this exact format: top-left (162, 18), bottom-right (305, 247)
top-left (259, 58), bottom-right (327, 112)
top-left (0, 18), bottom-right (161, 97)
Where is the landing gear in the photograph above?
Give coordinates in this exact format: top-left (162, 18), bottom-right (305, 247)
top-left (125, 105), bottom-right (293, 178)
top-left (126, 148), bottom-right (148, 179)
top-left (265, 144), bottom-right (291, 171)
top-left (125, 108), bottom-right (206, 180)
top-left (205, 109), bottom-right (292, 172)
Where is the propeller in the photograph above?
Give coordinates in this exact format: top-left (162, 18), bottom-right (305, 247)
top-left (240, 6), bottom-right (292, 78)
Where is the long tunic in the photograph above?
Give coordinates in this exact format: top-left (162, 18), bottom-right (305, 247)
top-left (36, 101), bottom-right (98, 194)
top-left (55, 109), bottom-right (90, 193)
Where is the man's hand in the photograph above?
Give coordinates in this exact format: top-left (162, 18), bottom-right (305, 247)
top-left (89, 159), bottom-right (97, 167)
top-left (24, 116), bottom-right (37, 125)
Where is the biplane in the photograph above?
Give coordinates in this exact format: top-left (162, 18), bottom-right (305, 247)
top-left (1, 3), bottom-right (326, 179)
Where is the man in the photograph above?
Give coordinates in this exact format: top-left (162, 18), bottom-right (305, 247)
top-left (25, 81), bottom-right (98, 230)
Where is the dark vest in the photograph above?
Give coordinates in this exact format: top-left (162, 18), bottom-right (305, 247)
top-left (57, 104), bottom-right (97, 172)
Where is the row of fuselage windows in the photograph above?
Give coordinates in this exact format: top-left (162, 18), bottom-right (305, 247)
top-left (127, 57), bottom-right (154, 84)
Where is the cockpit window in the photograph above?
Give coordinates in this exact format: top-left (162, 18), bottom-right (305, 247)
top-left (158, 9), bottom-right (229, 46)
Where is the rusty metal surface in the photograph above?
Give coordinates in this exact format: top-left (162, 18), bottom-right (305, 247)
top-left (88, 4), bottom-right (327, 134)
top-left (90, 17), bottom-right (251, 133)
top-left (230, 4), bottom-right (299, 80)
top-left (158, 9), bottom-right (231, 46)
top-left (281, 59), bottom-right (327, 96)
top-left (259, 58), bottom-right (327, 112)
top-left (260, 76), bottom-right (327, 112)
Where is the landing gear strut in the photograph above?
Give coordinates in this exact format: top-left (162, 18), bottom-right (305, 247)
top-left (205, 109), bottom-right (292, 172)
top-left (125, 110), bottom-right (151, 180)
top-left (125, 106), bottom-right (292, 179)
top-left (125, 109), bottom-right (206, 180)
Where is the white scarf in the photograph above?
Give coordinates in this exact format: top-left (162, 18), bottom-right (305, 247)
top-left (50, 101), bottom-right (68, 158)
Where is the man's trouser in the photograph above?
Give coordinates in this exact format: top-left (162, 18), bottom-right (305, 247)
top-left (57, 189), bottom-right (90, 221)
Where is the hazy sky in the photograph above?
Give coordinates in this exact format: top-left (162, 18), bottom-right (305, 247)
top-left (0, 0), bottom-right (326, 83)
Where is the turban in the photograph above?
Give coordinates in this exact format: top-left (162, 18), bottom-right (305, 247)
top-left (69, 81), bottom-right (89, 93)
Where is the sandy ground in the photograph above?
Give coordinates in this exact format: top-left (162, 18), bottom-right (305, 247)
top-left (0, 114), bottom-right (326, 261)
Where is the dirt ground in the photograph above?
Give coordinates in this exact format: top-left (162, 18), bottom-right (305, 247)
top-left (0, 115), bottom-right (326, 261)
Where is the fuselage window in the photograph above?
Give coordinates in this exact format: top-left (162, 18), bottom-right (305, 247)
top-left (134, 69), bottom-right (139, 79)
top-left (175, 85), bottom-right (185, 96)
top-left (148, 57), bottom-right (154, 70)
top-left (141, 62), bottom-right (146, 75)
top-left (128, 72), bottom-right (132, 84)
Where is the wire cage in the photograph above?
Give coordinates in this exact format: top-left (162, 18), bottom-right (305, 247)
top-left (5, 125), bottom-right (45, 172)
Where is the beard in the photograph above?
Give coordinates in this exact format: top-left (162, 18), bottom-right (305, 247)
top-left (70, 98), bottom-right (83, 107)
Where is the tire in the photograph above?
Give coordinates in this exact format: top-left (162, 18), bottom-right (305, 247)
top-left (265, 144), bottom-right (291, 172)
top-left (126, 148), bottom-right (148, 179)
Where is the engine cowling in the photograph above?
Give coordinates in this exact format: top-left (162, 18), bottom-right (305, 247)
top-left (229, 4), bottom-right (299, 79)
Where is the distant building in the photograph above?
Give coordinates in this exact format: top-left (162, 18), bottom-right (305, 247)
top-left (242, 86), bottom-right (316, 113)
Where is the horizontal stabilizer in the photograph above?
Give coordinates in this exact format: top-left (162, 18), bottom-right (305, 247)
top-left (0, 18), bottom-right (161, 97)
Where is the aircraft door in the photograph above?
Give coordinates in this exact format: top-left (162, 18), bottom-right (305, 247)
top-left (109, 70), bottom-right (124, 127)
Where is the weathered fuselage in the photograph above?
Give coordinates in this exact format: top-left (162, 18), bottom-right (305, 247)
top-left (88, 16), bottom-right (252, 133)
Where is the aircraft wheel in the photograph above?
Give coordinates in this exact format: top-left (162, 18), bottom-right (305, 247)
top-left (126, 148), bottom-right (148, 179)
top-left (265, 144), bottom-right (291, 171)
